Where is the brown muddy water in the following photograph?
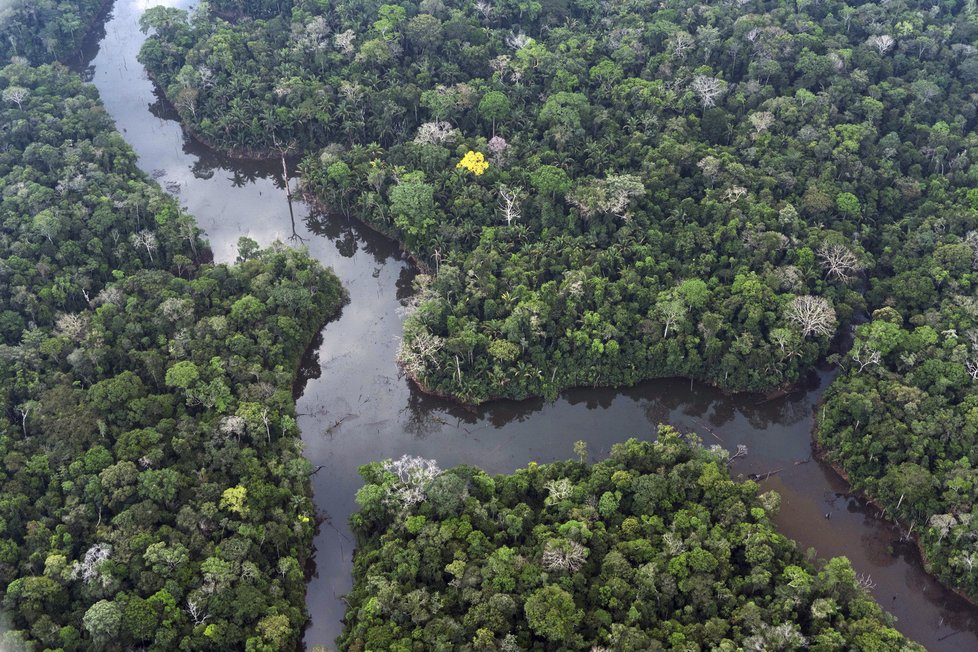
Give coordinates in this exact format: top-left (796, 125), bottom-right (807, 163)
top-left (83, 1), bottom-right (978, 648)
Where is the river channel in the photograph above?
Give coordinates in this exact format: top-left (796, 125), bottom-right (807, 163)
top-left (79, 1), bottom-right (978, 648)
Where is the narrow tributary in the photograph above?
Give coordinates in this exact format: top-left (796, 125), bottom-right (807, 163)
top-left (85, 2), bottom-right (978, 648)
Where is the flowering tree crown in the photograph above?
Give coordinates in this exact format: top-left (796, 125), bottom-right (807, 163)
top-left (456, 150), bottom-right (489, 175)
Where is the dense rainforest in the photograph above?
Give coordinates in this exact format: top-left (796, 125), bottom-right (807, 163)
top-left (0, 7), bottom-right (347, 651)
top-left (0, 0), bottom-right (110, 65)
top-left (139, 0), bottom-right (978, 609)
top-left (343, 428), bottom-right (923, 651)
top-left (817, 312), bottom-right (978, 608)
top-left (138, 0), bottom-right (978, 402)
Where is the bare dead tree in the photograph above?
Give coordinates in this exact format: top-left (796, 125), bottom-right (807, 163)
top-left (414, 120), bottom-right (457, 145)
top-left (567, 175), bottom-right (645, 221)
top-left (383, 455), bottom-right (442, 507)
top-left (749, 111), bottom-right (775, 136)
top-left (2, 86), bottom-right (29, 109)
top-left (260, 406), bottom-right (271, 444)
top-left (271, 135), bottom-right (303, 242)
top-left (670, 31), bottom-right (694, 60)
top-left (691, 75), bottom-right (726, 109)
top-left (696, 25), bottom-right (721, 62)
top-left (785, 295), bottom-right (836, 338)
top-left (506, 32), bottom-right (531, 50)
top-left (186, 598), bottom-right (209, 625)
top-left (219, 415), bottom-right (246, 443)
top-left (723, 185), bottom-right (748, 202)
top-left (872, 34), bottom-right (895, 54)
top-left (770, 328), bottom-right (802, 361)
top-left (602, 174), bottom-right (645, 219)
top-left (72, 543), bottom-right (113, 584)
top-left (850, 341), bottom-right (882, 372)
top-left (542, 539), bottom-right (587, 572)
top-left (474, 0), bottom-right (494, 22)
top-left (497, 185), bottom-right (523, 226)
top-left (93, 286), bottom-right (124, 307)
top-left (929, 513), bottom-right (957, 542)
top-left (489, 54), bottom-right (511, 77)
top-left (56, 313), bottom-right (87, 341)
top-left (488, 135), bottom-right (509, 166)
top-left (197, 65), bottom-right (214, 88)
top-left (697, 155), bottom-right (721, 187)
top-left (744, 623), bottom-right (808, 650)
top-left (130, 230), bottom-right (158, 263)
top-left (960, 551), bottom-right (978, 573)
top-left (662, 531), bottom-right (687, 555)
top-left (967, 359), bottom-right (978, 382)
top-left (965, 231), bottom-right (978, 269)
top-left (817, 243), bottom-right (862, 284)
top-left (659, 298), bottom-right (687, 338)
top-left (544, 478), bottom-right (572, 504)
top-left (965, 331), bottom-right (978, 381)
top-left (174, 85), bottom-right (199, 120)
top-left (334, 29), bottom-right (356, 55)
top-left (855, 573), bottom-right (877, 592)
top-left (396, 328), bottom-right (445, 377)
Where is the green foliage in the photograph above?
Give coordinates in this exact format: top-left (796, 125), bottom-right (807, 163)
top-left (478, 90), bottom-right (511, 132)
top-left (136, 0), bottom-right (978, 610)
top-left (0, 0), bottom-right (107, 64)
top-left (342, 428), bottom-right (923, 650)
top-left (389, 179), bottom-right (436, 247)
top-left (82, 600), bottom-right (122, 648)
top-left (220, 485), bottom-right (249, 515)
top-left (818, 314), bottom-right (978, 603)
top-left (164, 361), bottom-right (200, 389)
top-left (836, 192), bottom-right (861, 218)
top-left (0, 41), bottom-right (346, 651)
top-left (138, 0), bottom-right (895, 402)
top-left (524, 585), bottom-right (580, 643)
top-left (530, 165), bottom-right (572, 197)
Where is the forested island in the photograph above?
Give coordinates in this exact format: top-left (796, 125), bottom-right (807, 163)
top-left (0, 2), bottom-right (346, 649)
top-left (139, 0), bottom-right (978, 616)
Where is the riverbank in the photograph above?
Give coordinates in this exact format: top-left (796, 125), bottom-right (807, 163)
top-left (143, 69), bottom-right (296, 161)
top-left (812, 438), bottom-right (978, 612)
top-left (118, 86), bottom-right (977, 631)
top-left (139, 107), bottom-right (842, 412)
top-left (299, 186), bottom-right (814, 413)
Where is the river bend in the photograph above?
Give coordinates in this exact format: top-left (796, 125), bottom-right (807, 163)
top-left (82, 2), bottom-right (978, 647)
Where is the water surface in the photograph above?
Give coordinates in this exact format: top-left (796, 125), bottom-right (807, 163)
top-left (88, 2), bottom-right (978, 648)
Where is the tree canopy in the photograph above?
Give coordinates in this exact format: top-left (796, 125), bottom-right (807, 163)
top-left (137, 0), bottom-right (978, 612)
top-left (0, 16), bottom-right (347, 650)
top-left (342, 428), bottom-right (923, 651)
top-left (0, 0), bottom-right (108, 64)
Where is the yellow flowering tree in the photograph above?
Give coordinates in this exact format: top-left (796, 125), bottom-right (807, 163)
top-left (456, 150), bottom-right (489, 176)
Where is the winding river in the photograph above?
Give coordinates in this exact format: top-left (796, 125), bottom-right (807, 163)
top-left (78, 2), bottom-right (978, 648)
